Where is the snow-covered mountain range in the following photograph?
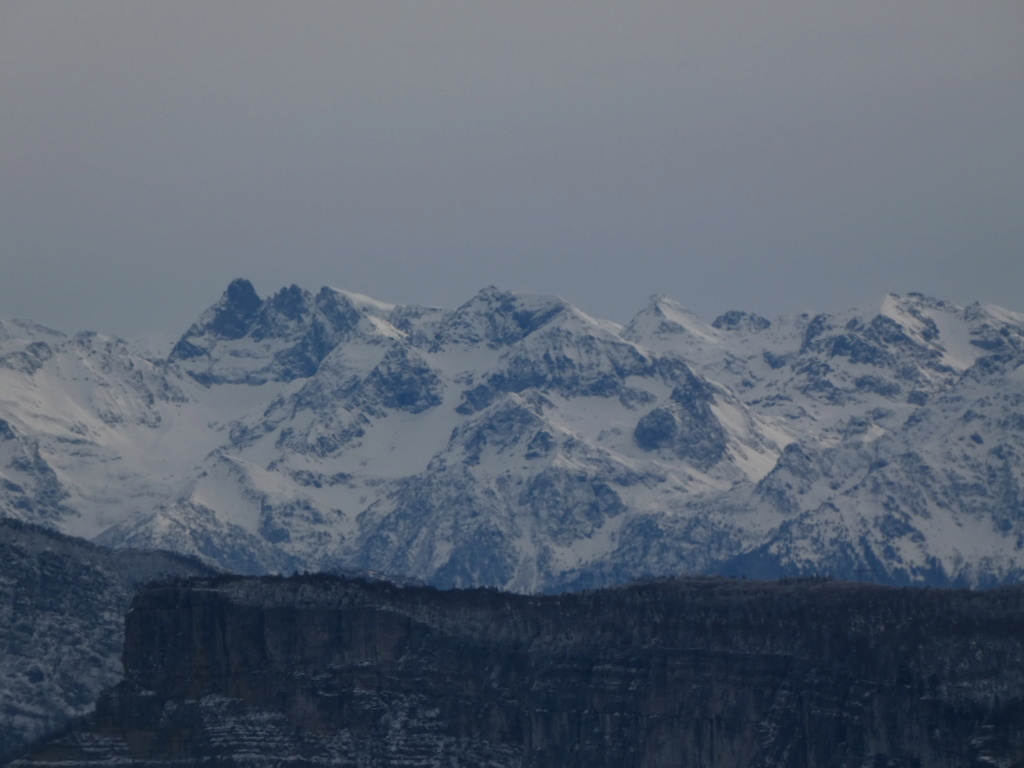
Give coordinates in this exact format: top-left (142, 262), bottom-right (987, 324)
top-left (2, 280), bottom-right (1023, 591)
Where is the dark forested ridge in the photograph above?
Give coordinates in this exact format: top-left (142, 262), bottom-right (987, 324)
top-left (10, 574), bottom-right (1024, 767)
top-left (0, 520), bottom-right (216, 763)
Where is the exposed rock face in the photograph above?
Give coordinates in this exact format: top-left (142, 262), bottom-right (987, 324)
top-left (0, 520), bottom-right (216, 763)
top-left (712, 310), bottom-right (771, 333)
top-left (13, 575), bottom-right (1024, 767)
top-left (168, 280), bottom-right (366, 385)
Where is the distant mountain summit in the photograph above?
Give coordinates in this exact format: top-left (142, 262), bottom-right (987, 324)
top-left (2, 281), bottom-right (1024, 590)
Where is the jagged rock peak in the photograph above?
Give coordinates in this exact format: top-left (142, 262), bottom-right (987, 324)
top-left (168, 278), bottom-right (260, 362)
top-left (266, 283), bottom-right (309, 321)
top-left (208, 277), bottom-right (262, 339)
top-left (225, 277), bottom-right (261, 309)
top-left (436, 286), bottom-right (575, 348)
top-left (641, 294), bottom-right (704, 321)
top-left (168, 280), bottom-right (376, 385)
top-left (892, 291), bottom-right (957, 311)
top-left (712, 309), bottom-right (771, 332)
top-left (621, 294), bottom-right (719, 344)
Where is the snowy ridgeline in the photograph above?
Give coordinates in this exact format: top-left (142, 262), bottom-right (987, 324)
top-left (2, 282), bottom-right (1024, 590)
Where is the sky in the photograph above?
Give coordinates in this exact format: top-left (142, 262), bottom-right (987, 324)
top-left (2, 1), bottom-right (1022, 340)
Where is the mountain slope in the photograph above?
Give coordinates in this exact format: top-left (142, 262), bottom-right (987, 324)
top-left (2, 282), bottom-right (1023, 590)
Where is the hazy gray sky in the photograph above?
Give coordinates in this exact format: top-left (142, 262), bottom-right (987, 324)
top-left (2, 1), bottom-right (1022, 338)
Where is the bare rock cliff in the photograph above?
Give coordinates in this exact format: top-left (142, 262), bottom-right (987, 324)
top-left (11, 575), bottom-right (1024, 767)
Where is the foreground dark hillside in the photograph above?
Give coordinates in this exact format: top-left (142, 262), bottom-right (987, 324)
top-left (0, 520), bottom-right (216, 763)
top-left (11, 574), bottom-right (1024, 767)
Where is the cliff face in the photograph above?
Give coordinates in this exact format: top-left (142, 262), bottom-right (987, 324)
top-left (12, 575), bottom-right (1024, 768)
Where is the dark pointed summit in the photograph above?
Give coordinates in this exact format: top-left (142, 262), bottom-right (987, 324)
top-left (168, 279), bottom-right (262, 366)
top-left (225, 278), bottom-right (260, 309)
top-left (211, 279), bottom-right (262, 339)
top-left (168, 278), bottom-right (264, 371)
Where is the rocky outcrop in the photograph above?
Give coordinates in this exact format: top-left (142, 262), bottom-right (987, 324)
top-left (169, 280), bottom-right (369, 386)
top-left (12, 575), bottom-right (1024, 767)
